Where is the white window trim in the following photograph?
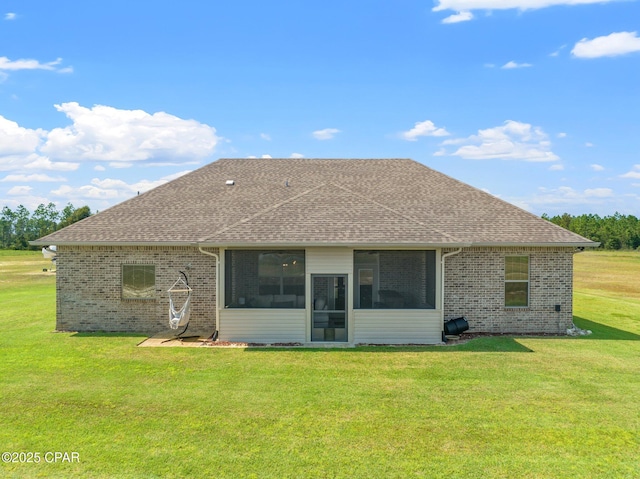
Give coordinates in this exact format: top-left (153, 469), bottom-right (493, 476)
top-left (504, 255), bottom-right (529, 308)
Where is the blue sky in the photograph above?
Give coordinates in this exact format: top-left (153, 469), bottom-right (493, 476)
top-left (0, 0), bottom-right (639, 216)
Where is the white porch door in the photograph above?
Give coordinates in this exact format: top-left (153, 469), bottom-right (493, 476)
top-left (311, 274), bottom-right (347, 342)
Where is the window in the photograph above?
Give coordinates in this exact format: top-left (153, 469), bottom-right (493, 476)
top-left (505, 256), bottom-right (529, 307)
top-left (225, 250), bottom-right (305, 308)
top-left (122, 265), bottom-right (155, 299)
top-left (354, 250), bottom-right (436, 309)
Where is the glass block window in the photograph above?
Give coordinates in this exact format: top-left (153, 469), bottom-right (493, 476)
top-left (122, 265), bottom-right (156, 299)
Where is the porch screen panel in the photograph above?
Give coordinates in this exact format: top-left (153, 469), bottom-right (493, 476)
top-left (354, 250), bottom-right (436, 309)
top-left (225, 250), bottom-right (305, 308)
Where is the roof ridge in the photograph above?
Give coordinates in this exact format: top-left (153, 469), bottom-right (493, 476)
top-left (328, 182), bottom-right (463, 243)
top-left (199, 183), bottom-right (327, 243)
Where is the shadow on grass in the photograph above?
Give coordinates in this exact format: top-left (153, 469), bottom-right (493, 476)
top-left (573, 316), bottom-right (640, 341)
top-left (438, 336), bottom-right (534, 352)
top-left (245, 336), bottom-right (534, 353)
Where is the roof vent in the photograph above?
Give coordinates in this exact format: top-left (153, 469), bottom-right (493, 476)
top-left (226, 180), bottom-right (235, 186)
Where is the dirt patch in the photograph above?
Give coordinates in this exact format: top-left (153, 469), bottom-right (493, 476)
top-left (458, 332), bottom-right (564, 340)
top-left (203, 341), bottom-right (304, 348)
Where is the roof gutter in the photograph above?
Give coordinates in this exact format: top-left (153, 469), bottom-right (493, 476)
top-left (198, 246), bottom-right (220, 341)
top-left (197, 241), bottom-right (474, 249)
top-left (468, 242), bottom-right (600, 248)
top-left (29, 240), bottom-right (199, 247)
top-left (30, 240), bottom-right (598, 249)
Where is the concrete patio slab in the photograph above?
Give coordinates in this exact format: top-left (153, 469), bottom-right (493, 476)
top-left (137, 330), bottom-right (212, 347)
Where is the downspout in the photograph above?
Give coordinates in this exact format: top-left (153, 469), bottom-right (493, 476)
top-left (441, 248), bottom-right (462, 341)
top-left (198, 246), bottom-right (220, 341)
top-left (565, 246), bottom-right (590, 336)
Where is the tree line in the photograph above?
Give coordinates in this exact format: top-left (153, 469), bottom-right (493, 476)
top-left (1, 203), bottom-right (92, 249)
top-left (542, 212), bottom-right (640, 250)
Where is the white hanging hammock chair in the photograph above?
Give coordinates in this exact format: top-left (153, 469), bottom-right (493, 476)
top-left (168, 275), bottom-right (192, 330)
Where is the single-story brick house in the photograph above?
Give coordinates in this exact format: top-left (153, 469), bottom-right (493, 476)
top-left (33, 158), bottom-right (597, 344)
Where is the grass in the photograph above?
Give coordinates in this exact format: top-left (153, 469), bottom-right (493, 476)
top-left (0, 250), bottom-right (639, 478)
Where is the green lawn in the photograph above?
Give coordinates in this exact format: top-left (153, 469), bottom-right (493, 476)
top-left (0, 250), bottom-right (639, 478)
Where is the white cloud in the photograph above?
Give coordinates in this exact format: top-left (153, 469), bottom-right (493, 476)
top-left (585, 142), bottom-right (594, 147)
top-left (515, 185), bottom-right (615, 211)
top-left (0, 152), bottom-right (79, 173)
top-left (7, 185), bottom-right (32, 195)
top-left (621, 165), bottom-right (640, 179)
top-left (40, 102), bottom-right (219, 163)
top-left (22, 156), bottom-right (79, 171)
top-left (550, 44), bottom-right (567, 57)
top-left (441, 11), bottom-right (473, 23)
top-left (0, 56), bottom-right (67, 72)
top-left (557, 132), bottom-right (567, 138)
top-left (502, 61), bottom-right (532, 69)
top-left (549, 164), bottom-right (564, 171)
top-left (312, 128), bottom-right (340, 140)
top-left (0, 173), bottom-right (66, 182)
top-left (433, 0), bottom-right (617, 15)
top-left (2, 102), bottom-right (212, 173)
top-left (108, 162), bottom-right (134, 169)
top-left (0, 116), bottom-right (45, 156)
top-left (261, 154), bottom-right (272, 159)
top-left (0, 195), bottom-right (52, 211)
top-left (433, 148), bottom-right (447, 157)
top-left (590, 164), bottom-right (605, 171)
top-left (290, 153), bottom-right (305, 158)
top-left (572, 31), bottom-right (640, 58)
top-left (94, 165), bottom-right (106, 171)
top-left (0, 114), bottom-right (76, 172)
top-left (400, 120), bottom-right (450, 141)
top-left (52, 184), bottom-right (120, 200)
top-left (52, 174), bottom-right (178, 202)
top-left (4, 12), bottom-right (16, 20)
top-left (441, 120), bottom-right (559, 162)
top-left (260, 133), bottom-right (271, 141)
top-left (584, 188), bottom-right (613, 198)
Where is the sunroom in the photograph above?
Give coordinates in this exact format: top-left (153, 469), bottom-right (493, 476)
top-left (219, 248), bottom-right (443, 344)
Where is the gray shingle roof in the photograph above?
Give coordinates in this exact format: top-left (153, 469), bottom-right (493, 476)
top-left (34, 158), bottom-right (596, 247)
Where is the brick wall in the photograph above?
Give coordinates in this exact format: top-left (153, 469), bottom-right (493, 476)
top-left (55, 246), bottom-right (218, 334)
top-left (56, 245), bottom-right (576, 336)
top-left (443, 247), bottom-right (575, 334)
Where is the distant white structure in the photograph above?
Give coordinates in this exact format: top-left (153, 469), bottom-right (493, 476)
top-left (42, 245), bottom-right (57, 270)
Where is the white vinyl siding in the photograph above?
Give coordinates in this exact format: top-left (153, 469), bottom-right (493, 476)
top-left (219, 248), bottom-right (444, 344)
top-left (353, 310), bottom-right (442, 344)
top-left (305, 248), bottom-right (353, 274)
top-left (219, 309), bottom-right (306, 343)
